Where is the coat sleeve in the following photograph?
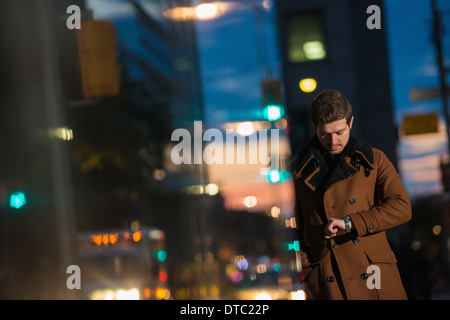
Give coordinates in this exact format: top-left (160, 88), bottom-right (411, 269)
top-left (349, 149), bottom-right (412, 237)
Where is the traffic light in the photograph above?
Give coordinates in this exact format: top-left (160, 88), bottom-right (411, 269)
top-left (153, 249), bottom-right (167, 262)
top-left (282, 240), bottom-right (300, 252)
top-left (9, 190), bottom-right (26, 210)
top-left (261, 79), bottom-right (285, 121)
top-left (263, 105), bottom-right (284, 122)
top-left (76, 19), bottom-right (120, 98)
top-left (266, 169), bottom-right (291, 183)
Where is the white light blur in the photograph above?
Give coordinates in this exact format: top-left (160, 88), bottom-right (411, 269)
top-left (236, 121), bottom-right (255, 136)
top-left (205, 183), bottom-right (220, 195)
top-left (291, 290), bottom-right (306, 300)
top-left (196, 3), bottom-right (218, 20)
top-left (116, 288), bottom-right (140, 300)
top-left (243, 196), bottom-right (257, 208)
top-left (255, 292), bottom-right (272, 300)
top-left (89, 288), bottom-right (140, 300)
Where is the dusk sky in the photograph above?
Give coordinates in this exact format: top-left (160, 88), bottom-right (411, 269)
top-left (196, 1), bottom-right (280, 127)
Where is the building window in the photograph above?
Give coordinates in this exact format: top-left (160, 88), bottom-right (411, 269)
top-left (287, 12), bottom-right (327, 63)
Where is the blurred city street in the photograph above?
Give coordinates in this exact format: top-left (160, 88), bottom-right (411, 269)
top-left (0, 0), bottom-right (450, 301)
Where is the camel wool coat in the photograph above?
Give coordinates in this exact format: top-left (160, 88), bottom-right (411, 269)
top-left (291, 135), bottom-right (411, 300)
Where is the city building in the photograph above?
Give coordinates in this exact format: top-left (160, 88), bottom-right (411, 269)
top-left (275, 0), bottom-right (398, 166)
top-left (0, 0), bottom-right (207, 299)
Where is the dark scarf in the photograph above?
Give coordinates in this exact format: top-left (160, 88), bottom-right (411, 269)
top-left (292, 134), bottom-right (374, 191)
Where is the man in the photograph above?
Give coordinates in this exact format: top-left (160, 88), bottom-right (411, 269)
top-left (291, 89), bottom-right (411, 300)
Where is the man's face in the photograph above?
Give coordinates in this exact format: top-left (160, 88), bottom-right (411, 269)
top-left (316, 117), bottom-right (354, 156)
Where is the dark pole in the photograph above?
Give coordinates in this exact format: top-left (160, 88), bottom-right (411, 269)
top-left (37, 0), bottom-right (78, 299)
top-left (432, 0), bottom-right (450, 154)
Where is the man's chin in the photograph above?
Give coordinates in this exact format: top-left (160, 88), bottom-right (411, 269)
top-left (328, 147), bottom-right (342, 155)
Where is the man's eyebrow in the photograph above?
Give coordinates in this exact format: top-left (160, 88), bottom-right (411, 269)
top-left (319, 128), bottom-right (346, 134)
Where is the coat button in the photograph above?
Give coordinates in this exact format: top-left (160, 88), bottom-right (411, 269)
top-left (368, 226), bottom-right (374, 232)
top-left (332, 243), bottom-right (339, 249)
top-left (349, 198), bottom-right (356, 205)
top-left (353, 237), bottom-right (360, 244)
top-left (327, 276), bottom-right (335, 283)
top-left (361, 273), bottom-right (368, 280)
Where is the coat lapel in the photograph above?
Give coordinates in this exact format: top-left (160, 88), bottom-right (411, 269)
top-left (292, 135), bottom-right (374, 192)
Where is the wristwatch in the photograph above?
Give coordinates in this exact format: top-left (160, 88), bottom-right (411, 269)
top-left (344, 215), bottom-right (351, 233)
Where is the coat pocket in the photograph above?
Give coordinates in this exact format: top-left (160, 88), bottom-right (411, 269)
top-left (302, 256), bottom-right (323, 280)
top-left (364, 248), bottom-right (397, 264)
top-left (308, 211), bottom-right (324, 226)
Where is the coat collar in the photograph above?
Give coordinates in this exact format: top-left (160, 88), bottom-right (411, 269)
top-left (291, 134), bottom-right (374, 191)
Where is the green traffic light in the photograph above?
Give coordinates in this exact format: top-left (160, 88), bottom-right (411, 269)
top-left (282, 240), bottom-right (300, 252)
top-left (9, 191), bottom-right (26, 209)
top-left (263, 105), bottom-right (284, 121)
top-left (268, 169), bottom-right (281, 183)
top-left (153, 249), bottom-right (167, 262)
top-left (267, 170), bottom-right (291, 183)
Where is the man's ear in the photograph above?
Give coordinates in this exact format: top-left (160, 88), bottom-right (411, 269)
top-left (349, 116), bottom-right (354, 129)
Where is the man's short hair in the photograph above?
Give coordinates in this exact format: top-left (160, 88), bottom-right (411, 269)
top-left (310, 90), bottom-right (353, 127)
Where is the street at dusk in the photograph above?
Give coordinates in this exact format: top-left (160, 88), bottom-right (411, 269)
top-left (0, 0), bottom-right (450, 304)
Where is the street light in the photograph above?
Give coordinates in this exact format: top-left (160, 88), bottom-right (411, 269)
top-left (196, 3), bottom-right (218, 20)
top-left (299, 78), bottom-right (317, 93)
top-left (162, 2), bottom-right (229, 21)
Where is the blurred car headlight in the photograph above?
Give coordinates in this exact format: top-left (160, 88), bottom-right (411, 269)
top-left (116, 288), bottom-right (140, 300)
top-left (290, 289), bottom-right (306, 300)
top-left (255, 292), bottom-right (272, 300)
top-left (89, 287), bottom-right (140, 300)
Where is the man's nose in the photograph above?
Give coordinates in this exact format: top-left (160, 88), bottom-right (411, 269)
top-left (331, 134), bottom-right (338, 145)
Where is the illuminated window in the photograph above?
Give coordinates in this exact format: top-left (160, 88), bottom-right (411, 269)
top-left (287, 12), bottom-right (327, 63)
